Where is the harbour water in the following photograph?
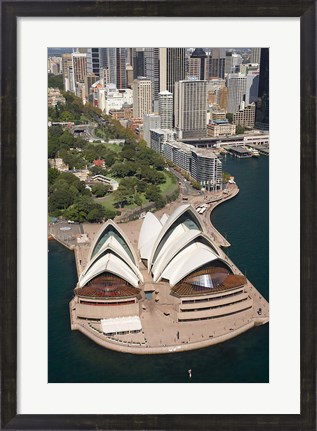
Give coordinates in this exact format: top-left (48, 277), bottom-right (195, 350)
top-left (48, 155), bottom-right (269, 383)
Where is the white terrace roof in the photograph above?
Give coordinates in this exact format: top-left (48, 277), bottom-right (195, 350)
top-left (101, 316), bottom-right (142, 334)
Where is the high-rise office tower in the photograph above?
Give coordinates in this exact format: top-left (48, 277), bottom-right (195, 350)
top-left (251, 48), bottom-right (261, 64)
top-left (86, 48), bottom-right (102, 76)
top-left (255, 48), bottom-right (269, 130)
top-left (126, 48), bottom-right (133, 66)
top-left (159, 91), bottom-right (173, 129)
top-left (101, 48), bottom-right (127, 88)
top-left (233, 102), bottom-right (256, 128)
top-left (85, 73), bottom-right (99, 99)
top-left (204, 50), bottom-right (213, 80)
top-left (132, 48), bottom-right (145, 78)
top-left (62, 53), bottom-right (73, 87)
top-left (100, 68), bottom-right (110, 86)
top-left (245, 72), bottom-right (259, 105)
top-left (116, 48), bottom-right (127, 89)
top-left (225, 51), bottom-right (233, 75)
top-left (72, 53), bottom-right (87, 84)
top-left (187, 57), bottom-right (201, 80)
top-left (86, 49), bottom-right (93, 74)
top-left (225, 51), bottom-right (242, 74)
top-left (106, 48), bottom-right (117, 85)
top-left (211, 48), bottom-right (226, 78)
top-left (126, 65), bottom-right (134, 87)
top-left (144, 48), bottom-right (160, 111)
top-left (99, 48), bottom-right (109, 69)
top-left (143, 114), bottom-right (161, 146)
top-left (132, 77), bottom-right (152, 118)
top-left (190, 48), bottom-right (207, 80)
top-left (174, 80), bottom-right (207, 139)
top-left (226, 73), bottom-right (247, 114)
top-left (207, 78), bottom-right (228, 111)
top-left (159, 48), bottom-right (186, 95)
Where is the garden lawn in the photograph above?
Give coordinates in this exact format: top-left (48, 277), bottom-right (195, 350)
top-left (97, 194), bottom-right (117, 211)
top-left (159, 171), bottom-right (178, 196)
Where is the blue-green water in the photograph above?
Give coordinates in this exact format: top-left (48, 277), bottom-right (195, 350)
top-left (48, 156), bottom-right (269, 383)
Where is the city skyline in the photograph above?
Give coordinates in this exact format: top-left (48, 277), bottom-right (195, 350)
top-left (48, 48), bottom-right (268, 121)
top-left (47, 44), bottom-right (269, 373)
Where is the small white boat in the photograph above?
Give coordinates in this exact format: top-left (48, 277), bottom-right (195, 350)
top-left (248, 147), bottom-right (260, 157)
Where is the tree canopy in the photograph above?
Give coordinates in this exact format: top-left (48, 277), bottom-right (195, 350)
top-left (48, 86), bottom-right (176, 220)
top-left (48, 74), bottom-right (63, 90)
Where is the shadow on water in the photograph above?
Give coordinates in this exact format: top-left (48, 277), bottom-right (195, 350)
top-left (48, 157), bottom-right (269, 383)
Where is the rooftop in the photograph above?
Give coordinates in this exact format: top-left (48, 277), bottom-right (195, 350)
top-left (75, 274), bottom-right (140, 298)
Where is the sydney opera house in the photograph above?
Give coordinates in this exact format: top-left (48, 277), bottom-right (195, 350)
top-left (70, 204), bottom-right (268, 353)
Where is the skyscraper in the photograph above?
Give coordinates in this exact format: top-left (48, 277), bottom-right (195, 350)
top-left (101, 48), bottom-right (127, 88)
top-left (86, 48), bottom-right (102, 76)
top-left (144, 48), bottom-right (160, 111)
top-left (225, 51), bottom-right (243, 74)
top-left (174, 80), bottom-right (207, 139)
top-left (211, 48), bottom-right (226, 78)
top-left (72, 53), bottom-right (87, 84)
top-left (116, 48), bottom-right (127, 89)
top-left (204, 51), bottom-right (212, 80)
top-left (100, 48), bottom-right (115, 84)
top-left (126, 65), bottom-right (134, 87)
top-left (132, 77), bottom-right (152, 118)
top-left (62, 53), bottom-right (73, 90)
top-left (255, 48), bottom-right (269, 130)
top-left (159, 48), bottom-right (186, 95)
top-left (143, 114), bottom-right (161, 146)
top-left (246, 72), bottom-right (259, 105)
top-left (233, 102), bottom-right (256, 128)
top-left (132, 48), bottom-right (145, 79)
top-left (251, 48), bottom-right (261, 64)
top-left (226, 73), bottom-right (247, 114)
top-left (190, 48), bottom-right (207, 80)
top-left (187, 57), bottom-right (201, 80)
top-left (159, 90), bottom-right (173, 129)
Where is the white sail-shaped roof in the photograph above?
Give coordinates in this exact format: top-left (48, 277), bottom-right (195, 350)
top-left (160, 213), bottom-right (169, 225)
top-left (160, 242), bottom-right (219, 286)
top-left (148, 204), bottom-right (204, 269)
top-left (138, 212), bottom-right (162, 260)
top-left (77, 204), bottom-right (229, 294)
top-left (152, 230), bottom-right (220, 282)
top-left (80, 235), bottom-right (143, 283)
top-left (79, 253), bottom-right (140, 288)
top-left (88, 219), bottom-right (138, 264)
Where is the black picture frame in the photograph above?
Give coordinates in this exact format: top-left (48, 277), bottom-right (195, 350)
top-left (1, 1), bottom-right (316, 429)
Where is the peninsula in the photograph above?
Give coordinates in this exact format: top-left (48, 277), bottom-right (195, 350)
top-left (61, 184), bottom-right (269, 354)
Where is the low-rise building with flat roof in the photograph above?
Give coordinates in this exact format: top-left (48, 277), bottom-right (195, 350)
top-left (233, 103), bottom-right (256, 128)
top-left (207, 119), bottom-right (236, 137)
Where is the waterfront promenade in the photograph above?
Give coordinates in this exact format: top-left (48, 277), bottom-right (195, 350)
top-left (50, 183), bottom-right (269, 354)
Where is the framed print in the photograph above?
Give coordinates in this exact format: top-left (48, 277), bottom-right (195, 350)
top-left (1, 1), bottom-right (316, 430)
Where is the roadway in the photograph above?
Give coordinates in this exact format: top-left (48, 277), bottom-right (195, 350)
top-left (168, 167), bottom-right (200, 197)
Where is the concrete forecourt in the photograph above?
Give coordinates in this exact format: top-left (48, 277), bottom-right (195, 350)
top-left (61, 184), bottom-right (269, 355)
